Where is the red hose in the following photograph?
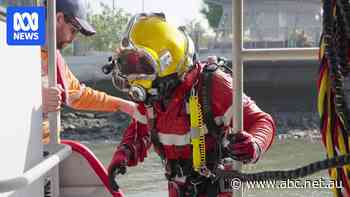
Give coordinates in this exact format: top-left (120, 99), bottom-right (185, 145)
top-left (61, 140), bottom-right (125, 197)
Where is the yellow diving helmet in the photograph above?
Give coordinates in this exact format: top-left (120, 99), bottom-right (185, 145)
top-left (111, 12), bottom-right (196, 102)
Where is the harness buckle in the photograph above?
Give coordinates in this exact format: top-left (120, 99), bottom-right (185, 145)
top-left (199, 165), bottom-right (216, 182)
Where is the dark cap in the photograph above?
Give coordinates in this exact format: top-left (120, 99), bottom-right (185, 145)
top-left (56, 0), bottom-right (96, 36)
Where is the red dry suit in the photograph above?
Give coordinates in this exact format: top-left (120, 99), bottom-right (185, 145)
top-left (110, 63), bottom-right (276, 196)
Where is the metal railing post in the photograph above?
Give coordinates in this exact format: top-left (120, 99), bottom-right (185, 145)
top-left (47, 1), bottom-right (60, 197)
top-left (232, 0), bottom-right (244, 196)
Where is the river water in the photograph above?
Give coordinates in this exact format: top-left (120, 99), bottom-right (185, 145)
top-left (84, 138), bottom-right (335, 197)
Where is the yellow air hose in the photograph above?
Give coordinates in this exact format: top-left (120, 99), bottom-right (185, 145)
top-left (189, 93), bottom-right (206, 172)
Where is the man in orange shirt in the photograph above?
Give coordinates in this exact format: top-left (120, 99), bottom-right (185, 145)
top-left (42, 0), bottom-right (137, 143)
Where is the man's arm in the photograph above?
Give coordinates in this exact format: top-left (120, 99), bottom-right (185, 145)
top-left (61, 61), bottom-right (137, 115)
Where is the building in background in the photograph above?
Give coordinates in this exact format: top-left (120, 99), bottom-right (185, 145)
top-left (209, 0), bottom-right (321, 49)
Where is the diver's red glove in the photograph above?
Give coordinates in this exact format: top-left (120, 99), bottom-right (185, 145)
top-left (108, 145), bottom-right (131, 176)
top-left (108, 145), bottom-right (131, 191)
top-left (226, 131), bottom-right (261, 164)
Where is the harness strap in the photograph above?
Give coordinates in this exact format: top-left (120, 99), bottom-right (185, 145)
top-left (150, 64), bottom-right (227, 196)
top-left (200, 64), bottom-right (222, 135)
top-left (200, 64), bottom-right (224, 170)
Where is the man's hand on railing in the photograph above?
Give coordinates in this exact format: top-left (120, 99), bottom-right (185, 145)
top-left (42, 85), bottom-right (64, 113)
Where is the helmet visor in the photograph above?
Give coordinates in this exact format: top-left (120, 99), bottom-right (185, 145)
top-left (116, 48), bottom-right (156, 76)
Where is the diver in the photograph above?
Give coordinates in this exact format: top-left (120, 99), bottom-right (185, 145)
top-left (107, 13), bottom-right (276, 197)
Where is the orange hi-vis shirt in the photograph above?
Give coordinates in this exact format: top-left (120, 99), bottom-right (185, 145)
top-left (41, 49), bottom-right (125, 143)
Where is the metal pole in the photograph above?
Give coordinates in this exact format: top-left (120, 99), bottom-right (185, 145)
top-left (48, 0), bottom-right (59, 145)
top-left (47, 0), bottom-right (60, 197)
top-left (232, 0), bottom-right (243, 196)
top-left (142, 0), bottom-right (145, 12)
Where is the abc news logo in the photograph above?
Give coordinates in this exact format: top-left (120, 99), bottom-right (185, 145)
top-left (7, 7), bottom-right (45, 45)
top-left (13, 12), bottom-right (39, 40)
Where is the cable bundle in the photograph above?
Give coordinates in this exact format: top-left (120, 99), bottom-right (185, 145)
top-left (318, 0), bottom-right (350, 195)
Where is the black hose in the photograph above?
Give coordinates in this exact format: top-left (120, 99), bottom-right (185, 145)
top-left (216, 154), bottom-right (350, 182)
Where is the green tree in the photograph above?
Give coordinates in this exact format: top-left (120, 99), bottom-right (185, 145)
top-left (80, 3), bottom-right (130, 52)
top-left (200, 1), bottom-right (223, 29)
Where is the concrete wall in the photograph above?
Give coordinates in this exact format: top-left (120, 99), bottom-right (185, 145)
top-left (64, 53), bottom-right (320, 113)
top-left (64, 53), bottom-right (113, 82)
top-left (244, 60), bottom-right (319, 113)
top-left (65, 53), bottom-right (318, 86)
